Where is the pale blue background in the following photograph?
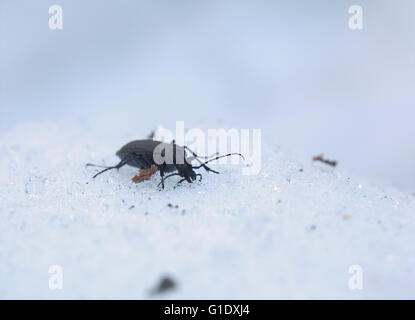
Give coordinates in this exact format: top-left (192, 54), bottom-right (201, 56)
top-left (1, 0), bottom-right (414, 189)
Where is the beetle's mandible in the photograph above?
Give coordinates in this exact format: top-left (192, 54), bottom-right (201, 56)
top-left (86, 139), bottom-right (244, 189)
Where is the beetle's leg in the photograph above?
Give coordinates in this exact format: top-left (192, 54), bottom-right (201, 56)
top-left (159, 166), bottom-right (165, 189)
top-left (175, 174), bottom-right (201, 186)
top-left (177, 178), bottom-right (187, 185)
top-left (157, 173), bottom-right (180, 187)
top-left (89, 154), bottom-right (134, 179)
top-left (193, 164), bottom-right (219, 174)
top-left (85, 163), bottom-right (110, 169)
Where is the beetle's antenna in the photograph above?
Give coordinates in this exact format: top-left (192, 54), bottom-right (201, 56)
top-left (184, 146), bottom-right (219, 160)
top-left (192, 153), bottom-right (245, 169)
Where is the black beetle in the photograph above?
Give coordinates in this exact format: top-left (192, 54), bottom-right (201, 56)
top-left (86, 139), bottom-right (244, 189)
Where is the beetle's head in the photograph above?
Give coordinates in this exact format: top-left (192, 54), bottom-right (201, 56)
top-left (176, 163), bottom-right (197, 183)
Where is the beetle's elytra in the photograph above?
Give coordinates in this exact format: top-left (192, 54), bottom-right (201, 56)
top-left (86, 139), bottom-right (244, 189)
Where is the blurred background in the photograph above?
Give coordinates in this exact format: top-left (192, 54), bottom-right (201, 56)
top-left (1, 0), bottom-right (414, 190)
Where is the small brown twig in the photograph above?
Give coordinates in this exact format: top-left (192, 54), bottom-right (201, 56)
top-left (131, 165), bottom-right (158, 183)
top-left (312, 154), bottom-right (337, 167)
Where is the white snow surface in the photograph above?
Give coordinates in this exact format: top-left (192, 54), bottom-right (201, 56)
top-left (1, 121), bottom-right (414, 299)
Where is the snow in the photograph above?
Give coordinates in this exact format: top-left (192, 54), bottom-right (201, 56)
top-left (2, 0), bottom-right (415, 299)
top-left (1, 121), bottom-right (414, 299)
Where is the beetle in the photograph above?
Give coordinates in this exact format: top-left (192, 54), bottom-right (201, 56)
top-left (86, 139), bottom-right (244, 189)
